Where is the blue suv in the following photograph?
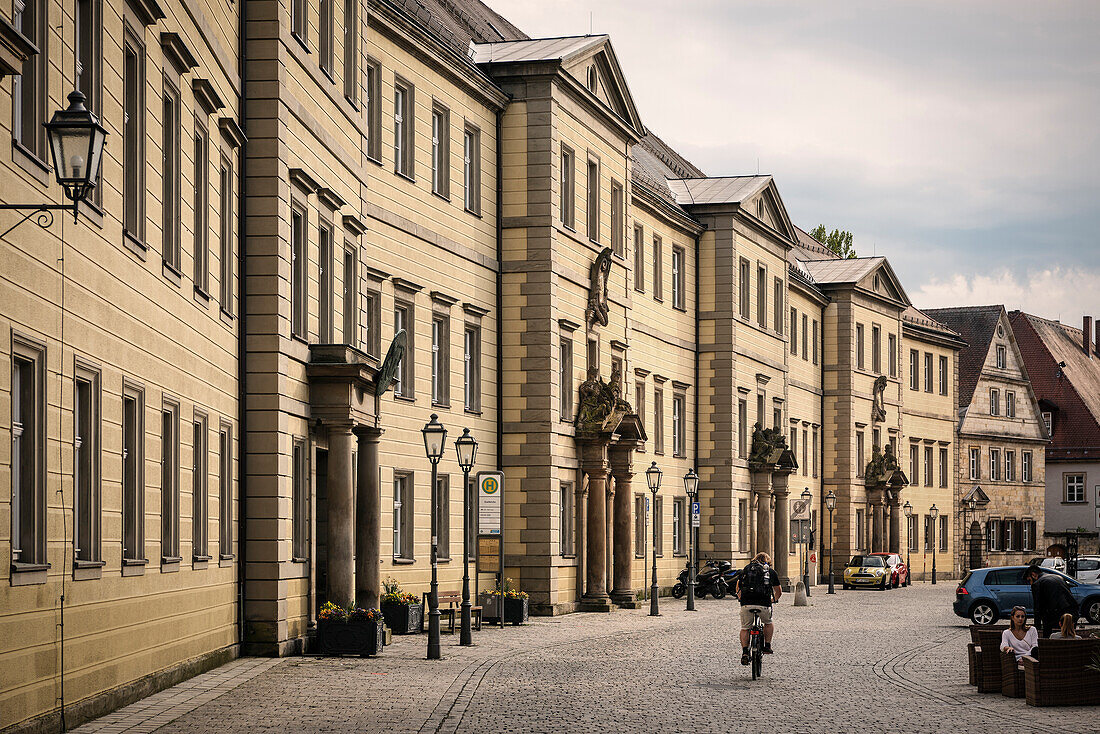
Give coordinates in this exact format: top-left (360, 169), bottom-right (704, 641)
top-left (954, 566), bottom-right (1100, 625)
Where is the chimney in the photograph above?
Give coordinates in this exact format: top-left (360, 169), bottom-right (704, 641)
top-left (1086, 316), bottom-right (1094, 358)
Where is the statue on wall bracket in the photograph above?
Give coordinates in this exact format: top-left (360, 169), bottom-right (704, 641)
top-left (871, 374), bottom-right (888, 423)
top-left (585, 247), bottom-right (613, 329)
top-left (749, 422), bottom-right (788, 471)
top-left (575, 363), bottom-right (633, 436)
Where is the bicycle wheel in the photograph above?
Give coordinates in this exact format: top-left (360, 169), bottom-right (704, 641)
top-left (752, 646), bottom-right (763, 679)
top-left (750, 636), bottom-right (760, 680)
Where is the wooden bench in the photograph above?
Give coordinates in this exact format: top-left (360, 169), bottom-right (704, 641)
top-left (1022, 637), bottom-right (1100, 706)
top-left (422, 592), bottom-right (482, 633)
top-left (970, 625), bottom-right (1008, 693)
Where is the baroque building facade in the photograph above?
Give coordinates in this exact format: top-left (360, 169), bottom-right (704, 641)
top-left (1, 0), bottom-right (964, 730)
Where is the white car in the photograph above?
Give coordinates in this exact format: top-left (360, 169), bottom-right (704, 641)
top-left (1029, 556), bottom-right (1067, 573)
top-left (1075, 556), bottom-right (1100, 584)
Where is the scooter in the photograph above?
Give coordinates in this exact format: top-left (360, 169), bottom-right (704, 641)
top-left (671, 559), bottom-right (732, 599)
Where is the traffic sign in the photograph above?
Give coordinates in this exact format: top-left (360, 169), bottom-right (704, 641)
top-left (691, 501), bottom-right (700, 528)
top-left (478, 471), bottom-right (503, 534)
top-left (792, 497), bottom-right (811, 521)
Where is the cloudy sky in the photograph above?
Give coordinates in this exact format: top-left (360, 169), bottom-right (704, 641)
top-left (490, 0), bottom-right (1100, 322)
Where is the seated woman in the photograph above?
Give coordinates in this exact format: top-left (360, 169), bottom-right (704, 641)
top-left (1049, 612), bottom-right (1078, 639)
top-left (1000, 606), bottom-right (1038, 664)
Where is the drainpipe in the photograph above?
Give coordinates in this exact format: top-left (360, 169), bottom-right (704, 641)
top-left (236, 0), bottom-right (248, 649)
top-left (495, 105), bottom-right (504, 596)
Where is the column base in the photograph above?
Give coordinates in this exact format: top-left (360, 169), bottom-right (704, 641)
top-left (609, 591), bottom-right (642, 609)
top-left (577, 595), bottom-right (615, 613)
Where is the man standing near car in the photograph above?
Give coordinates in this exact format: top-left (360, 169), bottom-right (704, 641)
top-left (1025, 565), bottom-right (1078, 637)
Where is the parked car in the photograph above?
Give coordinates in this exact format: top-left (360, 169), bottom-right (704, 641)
top-left (842, 555), bottom-right (893, 590)
top-left (868, 552), bottom-right (909, 588)
top-left (953, 565), bottom-right (1100, 625)
top-left (1073, 556), bottom-right (1100, 584)
top-left (1028, 556), bottom-right (1067, 573)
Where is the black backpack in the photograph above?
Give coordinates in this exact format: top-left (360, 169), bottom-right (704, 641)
top-left (740, 562), bottom-right (768, 600)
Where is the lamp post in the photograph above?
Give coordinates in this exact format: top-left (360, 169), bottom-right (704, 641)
top-left (1, 91), bottom-right (107, 237)
top-left (683, 469), bottom-right (699, 612)
top-left (801, 488), bottom-right (812, 596)
top-left (646, 462), bottom-right (662, 616)
top-left (454, 428), bottom-right (477, 646)
top-left (966, 497), bottom-right (976, 573)
top-left (825, 491), bottom-right (836, 594)
top-left (903, 501), bottom-right (913, 584)
top-left (422, 414), bottom-right (447, 660)
top-left (929, 503), bottom-right (939, 585)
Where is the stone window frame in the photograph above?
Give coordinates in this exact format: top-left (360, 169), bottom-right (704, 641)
top-left (801, 314), bottom-right (808, 362)
top-left (121, 381), bottom-right (147, 571)
top-left (654, 497), bottom-right (664, 557)
top-left (560, 145), bottom-right (576, 230)
top-left (13, 0), bottom-right (48, 162)
top-left (342, 243), bottom-right (358, 346)
top-left (871, 324), bottom-right (882, 374)
top-left (161, 75), bottom-right (183, 277)
top-left (160, 397), bottom-right (182, 569)
top-left (11, 335), bottom-right (48, 582)
top-left (365, 57), bottom-right (382, 161)
top-left (907, 514), bottom-right (918, 552)
top-left (652, 234), bottom-right (664, 302)
top-left (672, 392), bottom-right (686, 458)
top-left (431, 308), bottom-right (451, 408)
top-left (987, 518), bottom-right (1003, 552)
top-left (909, 442), bottom-right (919, 485)
top-left (756, 262), bottom-right (767, 328)
top-left (393, 299), bottom-right (414, 399)
top-left (393, 76), bottom-right (414, 180)
top-left (738, 498), bottom-right (749, 552)
top-left (812, 426), bottom-right (819, 478)
top-left (318, 217), bottom-right (335, 343)
top-left (672, 246), bottom-right (686, 311)
top-left (672, 497), bottom-right (686, 556)
top-left (436, 474), bottom-right (451, 562)
top-left (888, 333), bottom-right (897, 377)
top-left (939, 355), bottom-right (948, 395)
top-left (430, 102), bottom-right (450, 199)
top-left (738, 397), bottom-right (748, 459)
top-left (558, 333), bottom-right (573, 422)
top-left (291, 0), bottom-right (307, 45)
top-left (939, 515), bottom-right (949, 552)
top-left (790, 307), bottom-right (798, 356)
top-left (218, 150), bottom-right (235, 315)
top-left (123, 21), bottom-right (147, 249)
top-left (855, 509), bottom-right (865, 552)
top-left (1005, 449), bottom-right (1016, 482)
top-left (923, 352), bottom-right (933, 393)
top-left (812, 319), bottom-right (819, 365)
top-left (990, 388), bottom-right (1000, 416)
top-left (318, 0), bottom-right (334, 79)
top-left (192, 411), bottom-right (210, 566)
top-left (632, 223), bottom-right (644, 292)
top-left (392, 470), bottom-right (415, 562)
top-left (996, 344), bottom-right (1007, 370)
top-left (653, 384), bottom-right (665, 455)
top-left (463, 317), bottom-right (483, 414)
top-left (218, 420), bottom-right (234, 562)
top-left (855, 323), bottom-right (865, 370)
top-left (923, 444), bottom-right (933, 488)
top-left (1006, 390), bottom-right (1016, 418)
top-left (1022, 451), bottom-right (1033, 482)
top-left (76, 0), bottom-right (104, 207)
top-left (463, 123), bottom-right (482, 216)
top-left (939, 446), bottom-right (949, 488)
top-left (290, 201), bottom-right (308, 340)
top-left (990, 448), bottom-right (1002, 481)
top-left (343, 0), bottom-right (359, 105)
top-left (291, 438), bottom-right (309, 562)
top-left (1064, 473), bottom-right (1086, 504)
top-left (909, 349), bottom-right (920, 391)
top-left (611, 179), bottom-right (624, 258)
top-left (738, 258), bottom-right (751, 320)
top-left (192, 118), bottom-right (210, 296)
top-left (586, 154), bottom-right (600, 242)
top-left (559, 481), bottom-right (575, 557)
top-left (855, 430), bottom-right (865, 477)
top-left (73, 359), bottom-right (103, 577)
top-left (634, 494), bottom-right (646, 558)
top-left (969, 446), bottom-right (981, 481)
top-left (772, 276), bottom-right (783, 334)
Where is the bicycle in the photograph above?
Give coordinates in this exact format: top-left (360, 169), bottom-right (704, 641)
top-left (747, 607), bottom-right (764, 680)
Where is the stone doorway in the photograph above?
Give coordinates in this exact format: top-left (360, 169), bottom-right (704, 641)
top-left (968, 521), bottom-right (982, 571)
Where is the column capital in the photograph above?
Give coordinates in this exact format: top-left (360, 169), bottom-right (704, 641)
top-left (353, 425), bottom-right (384, 440)
top-left (327, 419), bottom-right (355, 435)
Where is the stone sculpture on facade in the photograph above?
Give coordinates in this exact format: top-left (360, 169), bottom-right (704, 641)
top-left (871, 374), bottom-right (888, 423)
top-left (585, 247), bottom-right (613, 328)
top-left (749, 423), bottom-right (788, 470)
top-left (575, 364), bottom-right (632, 435)
top-left (866, 442), bottom-right (903, 487)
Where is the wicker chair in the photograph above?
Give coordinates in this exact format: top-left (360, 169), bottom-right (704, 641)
top-left (975, 626), bottom-right (1011, 693)
top-left (968, 624), bottom-right (1007, 689)
top-left (1022, 638), bottom-right (1100, 707)
top-left (1000, 649), bottom-right (1025, 697)
top-left (967, 644), bottom-right (979, 686)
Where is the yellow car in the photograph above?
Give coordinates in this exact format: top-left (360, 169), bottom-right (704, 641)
top-left (842, 555), bottom-right (893, 590)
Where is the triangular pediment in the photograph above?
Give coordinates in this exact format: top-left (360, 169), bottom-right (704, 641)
top-left (857, 259), bottom-right (910, 306)
top-left (746, 180), bottom-right (798, 243)
top-left (963, 485), bottom-right (991, 506)
top-left (561, 39), bottom-right (645, 134)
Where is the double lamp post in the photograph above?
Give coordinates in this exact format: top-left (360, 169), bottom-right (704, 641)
top-left (644, 463), bottom-right (699, 616)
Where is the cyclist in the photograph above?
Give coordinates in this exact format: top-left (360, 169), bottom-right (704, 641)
top-left (735, 552), bottom-right (782, 665)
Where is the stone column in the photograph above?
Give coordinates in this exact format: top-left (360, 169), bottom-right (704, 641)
top-left (355, 426), bottom-right (383, 609)
top-left (605, 482), bottom-right (614, 598)
top-left (751, 471), bottom-right (772, 560)
top-left (579, 438), bottom-right (612, 611)
top-left (888, 494), bottom-right (902, 555)
top-left (609, 445), bottom-right (639, 608)
top-left (872, 496), bottom-right (885, 553)
top-left (327, 422), bottom-right (356, 608)
top-left (772, 470), bottom-right (791, 585)
top-left (576, 482), bottom-right (587, 601)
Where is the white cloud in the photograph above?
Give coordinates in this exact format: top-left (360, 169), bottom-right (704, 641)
top-left (912, 268), bottom-right (1100, 322)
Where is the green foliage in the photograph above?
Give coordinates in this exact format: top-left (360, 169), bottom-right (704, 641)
top-left (809, 224), bottom-right (857, 259)
top-left (318, 601), bottom-right (383, 622)
top-left (381, 577), bottom-right (419, 605)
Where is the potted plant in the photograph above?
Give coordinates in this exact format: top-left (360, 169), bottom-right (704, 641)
top-left (380, 578), bottom-right (424, 634)
top-left (480, 578), bottom-right (529, 625)
top-left (316, 602), bottom-right (385, 656)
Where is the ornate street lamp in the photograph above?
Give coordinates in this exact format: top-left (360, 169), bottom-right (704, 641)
top-left (454, 428), bottom-right (477, 646)
top-left (683, 469), bottom-right (699, 612)
top-left (929, 503), bottom-right (939, 585)
top-left (646, 462), bottom-right (662, 616)
top-left (825, 490), bottom-right (837, 594)
top-left (903, 501), bottom-right (913, 584)
top-left (801, 488), bottom-right (812, 596)
top-left (2, 91), bottom-right (107, 237)
top-left (422, 414), bottom-right (447, 660)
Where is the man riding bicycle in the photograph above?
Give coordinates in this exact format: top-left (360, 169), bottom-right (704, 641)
top-left (735, 552), bottom-right (782, 665)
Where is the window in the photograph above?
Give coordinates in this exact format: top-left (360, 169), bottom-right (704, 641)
top-left (802, 314), bottom-right (808, 361)
top-left (969, 447), bottom-right (980, 481)
top-left (1042, 411), bottom-right (1052, 436)
top-left (432, 315), bottom-right (449, 406)
top-left (909, 444), bottom-right (919, 485)
top-left (996, 345), bottom-right (1006, 369)
top-left (431, 105), bottom-right (449, 197)
top-left (162, 80), bottom-right (182, 271)
top-left (1022, 451), bottom-right (1033, 482)
top-left (872, 325), bottom-right (882, 374)
top-left (888, 334), bottom-right (897, 377)
top-left (560, 146), bottom-right (575, 228)
top-left (924, 353), bottom-right (933, 392)
top-left (318, 0), bottom-right (333, 76)
top-left (755, 393), bottom-right (764, 431)
top-left (559, 482), bottom-right (575, 556)
top-left (756, 265), bottom-right (767, 327)
top-left (464, 126), bottom-right (481, 214)
top-left (856, 324), bottom-right (865, 370)
top-left (291, 0), bottom-right (306, 42)
top-left (856, 431), bottom-right (865, 477)
top-left (939, 355), bottom-right (948, 395)
top-left (855, 510), bottom-right (865, 551)
top-left (394, 80), bottom-right (413, 177)
top-left (790, 427), bottom-right (797, 462)
top-left (939, 516), bottom-right (948, 552)
top-left (907, 515), bottom-right (917, 552)
top-left (654, 498), bottom-right (664, 557)
top-left (672, 395), bottom-right (685, 457)
top-left (739, 259), bottom-right (751, 319)
top-left (802, 429), bottom-right (808, 475)
top-left (12, 348), bottom-right (45, 568)
top-left (1005, 520), bottom-right (1018, 552)
top-left (343, 247), bottom-right (357, 345)
top-left (990, 448), bottom-right (1001, 481)
top-left (559, 337), bottom-right (573, 420)
top-left (672, 247), bottom-right (686, 310)
top-left (990, 388), bottom-right (1000, 416)
top-left (393, 472), bottom-right (413, 560)
top-left (1006, 391), bottom-right (1016, 418)
top-left (673, 498), bottom-right (686, 555)
top-left (436, 475), bottom-right (450, 560)
top-left (123, 29), bottom-right (145, 242)
top-left (924, 446), bottom-right (933, 488)
top-left (635, 381), bottom-right (645, 426)
top-left (74, 369), bottom-right (101, 565)
top-left (218, 155), bottom-right (234, 313)
top-left (987, 519), bottom-right (1002, 551)
top-left (1023, 520), bottom-right (1036, 551)
top-left (365, 58), bottom-right (381, 160)
top-left (587, 65), bottom-right (597, 92)
top-left (652, 235), bottom-right (663, 301)
top-left (611, 181), bottom-right (624, 257)
top-left (633, 224), bottom-right (644, 291)
top-left (192, 416), bottom-right (208, 561)
top-left (790, 308), bottom-right (798, 355)
top-left (634, 495), bottom-right (646, 557)
top-left (291, 439), bottom-right (308, 559)
top-left (13, 0), bottom-right (45, 157)
top-left (291, 205), bottom-right (307, 338)
top-left (773, 407), bottom-right (782, 430)
top-left (773, 277), bottom-right (783, 333)
top-left (587, 159), bottom-right (600, 241)
top-left (343, 0), bottom-right (358, 103)
top-left (1065, 474), bottom-right (1086, 503)
top-left (365, 288), bottom-right (381, 357)
top-left (738, 498), bottom-right (748, 552)
top-left (76, 0), bottom-right (101, 200)
top-left (464, 324), bottom-right (481, 412)
top-left (1005, 450), bottom-right (1016, 482)
top-left (122, 387), bottom-right (144, 561)
top-left (812, 427), bottom-right (819, 477)
top-left (910, 350), bottom-right (919, 391)
top-left (738, 398), bottom-right (748, 459)
top-left (939, 447), bottom-right (948, 488)
top-left (924, 515), bottom-right (933, 552)
top-left (394, 302), bottom-right (411, 397)
top-left (218, 423), bottom-right (232, 558)
top-left (161, 401), bottom-right (180, 562)
top-left (654, 388), bottom-right (664, 454)
top-left (319, 220), bottom-right (334, 342)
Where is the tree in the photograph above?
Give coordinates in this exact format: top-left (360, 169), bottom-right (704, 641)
top-left (809, 224), bottom-right (857, 259)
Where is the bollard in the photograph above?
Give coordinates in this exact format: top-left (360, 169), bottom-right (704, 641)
top-left (793, 581), bottom-right (808, 606)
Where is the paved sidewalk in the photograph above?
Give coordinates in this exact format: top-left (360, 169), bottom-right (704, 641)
top-left (75, 585), bottom-right (1099, 733)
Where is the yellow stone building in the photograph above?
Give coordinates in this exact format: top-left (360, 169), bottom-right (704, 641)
top-left (0, 0), bottom-right (965, 730)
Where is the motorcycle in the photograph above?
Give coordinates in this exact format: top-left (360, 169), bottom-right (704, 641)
top-left (671, 559), bottom-right (735, 599)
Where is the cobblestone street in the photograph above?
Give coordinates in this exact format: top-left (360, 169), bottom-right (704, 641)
top-left (74, 585), bottom-right (1098, 734)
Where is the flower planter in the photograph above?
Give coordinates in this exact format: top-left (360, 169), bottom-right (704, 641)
top-left (381, 601), bottom-right (424, 635)
top-left (480, 595), bottom-right (529, 625)
top-left (317, 618), bottom-right (385, 656)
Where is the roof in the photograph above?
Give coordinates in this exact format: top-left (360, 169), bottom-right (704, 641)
top-left (471, 34), bottom-right (604, 64)
top-left (666, 175), bottom-right (772, 206)
top-left (1010, 311), bottom-right (1100, 456)
top-left (630, 134), bottom-right (705, 205)
top-left (922, 305), bottom-right (1004, 408)
top-left (793, 226), bottom-right (840, 261)
top-left (801, 256), bottom-right (886, 286)
top-left (392, 0), bottom-right (527, 56)
top-left (903, 306), bottom-right (960, 338)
